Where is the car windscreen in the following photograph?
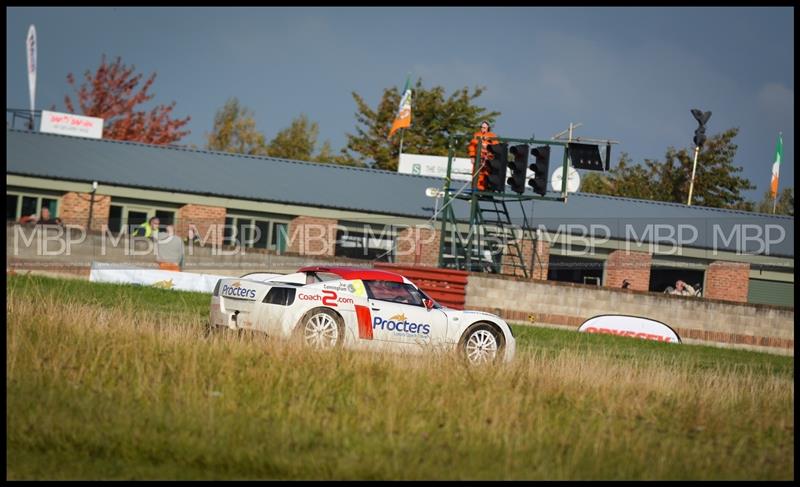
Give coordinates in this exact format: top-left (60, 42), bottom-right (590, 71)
top-left (363, 280), bottom-right (424, 307)
top-left (304, 271), bottom-right (343, 284)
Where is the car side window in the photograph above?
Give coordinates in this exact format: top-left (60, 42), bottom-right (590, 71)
top-left (404, 285), bottom-right (426, 306)
top-left (263, 287), bottom-right (296, 306)
top-left (364, 280), bottom-right (423, 306)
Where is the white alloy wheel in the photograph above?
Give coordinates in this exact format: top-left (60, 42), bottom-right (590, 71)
top-left (303, 310), bottom-right (342, 349)
top-left (464, 327), bottom-right (500, 364)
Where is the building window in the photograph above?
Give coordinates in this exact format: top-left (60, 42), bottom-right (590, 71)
top-left (21, 196), bottom-right (39, 219)
top-left (649, 267), bottom-right (704, 295)
top-left (224, 212), bottom-right (290, 250)
top-left (7, 195), bottom-right (19, 221)
top-left (108, 205), bottom-right (123, 234)
top-left (272, 223), bottom-right (288, 253)
top-left (6, 190), bottom-right (60, 222)
top-left (335, 222), bottom-right (395, 261)
top-left (547, 255), bottom-right (605, 285)
top-left (155, 210), bottom-right (175, 227)
top-left (223, 217), bottom-right (235, 246)
top-left (102, 201), bottom-right (177, 236)
top-left (439, 235), bottom-right (499, 272)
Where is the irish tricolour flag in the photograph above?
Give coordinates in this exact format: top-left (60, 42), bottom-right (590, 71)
top-left (389, 76), bottom-right (412, 138)
top-left (770, 133), bottom-right (783, 199)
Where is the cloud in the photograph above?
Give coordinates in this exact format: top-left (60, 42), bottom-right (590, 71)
top-left (756, 82), bottom-right (794, 119)
top-left (411, 61), bottom-right (508, 102)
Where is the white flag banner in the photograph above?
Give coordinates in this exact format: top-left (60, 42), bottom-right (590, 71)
top-left (89, 262), bottom-right (230, 294)
top-left (26, 25), bottom-right (37, 117)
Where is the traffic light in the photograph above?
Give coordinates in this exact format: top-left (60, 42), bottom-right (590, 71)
top-left (691, 108), bottom-right (712, 149)
top-left (693, 127), bottom-right (706, 148)
top-left (567, 143), bottom-right (603, 171)
top-left (528, 145), bottom-right (550, 196)
top-left (486, 143), bottom-right (508, 192)
top-left (507, 144), bottom-right (528, 194)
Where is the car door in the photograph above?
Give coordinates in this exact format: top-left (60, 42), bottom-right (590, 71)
top-left (364, 280), bottom-right (448, 348)
top-left (252, 286), bottom-right (295, 335)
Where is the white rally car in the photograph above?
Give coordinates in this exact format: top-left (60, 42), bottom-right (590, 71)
top-left (209, 266), bottom-right (516, 364)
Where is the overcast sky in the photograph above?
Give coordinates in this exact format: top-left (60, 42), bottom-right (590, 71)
top-left (6, 6), bottom-right (794, 203)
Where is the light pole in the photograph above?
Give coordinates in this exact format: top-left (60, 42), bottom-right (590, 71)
top-left (687, 109), bottom-right (711, 206)
top-left (87, 181), bottom-right (98, 231)
top-left (425, 187), bottom-right (445, 223)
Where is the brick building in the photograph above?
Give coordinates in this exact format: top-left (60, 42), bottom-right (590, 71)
top-left (6, 128), bottom-right (794, 307)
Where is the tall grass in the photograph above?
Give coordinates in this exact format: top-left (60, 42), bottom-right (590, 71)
top-left (6, 275), bottom-right (794, 480)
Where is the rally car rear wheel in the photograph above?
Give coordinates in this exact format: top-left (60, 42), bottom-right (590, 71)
top-left (459, 323), bottom-right (504, 365)
top-left (300, 308), bottom-right (344, 350)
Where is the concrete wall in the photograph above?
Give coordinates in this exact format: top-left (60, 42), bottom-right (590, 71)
top-left (467, 273), bottom-right (794, 353)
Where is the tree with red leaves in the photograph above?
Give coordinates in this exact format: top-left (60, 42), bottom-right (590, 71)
top-left (62, 55), bottom-right (191, 145)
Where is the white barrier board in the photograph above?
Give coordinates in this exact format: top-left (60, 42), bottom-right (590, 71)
top-left (578, 314), bottom-right (682, 344)
top-left (89, 262), bottom-right (229, 294)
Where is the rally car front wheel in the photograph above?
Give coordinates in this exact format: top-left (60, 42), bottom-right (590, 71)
top-left (298, 308), bottom-right (344, 350)
top-left (459, 323), bottom-right (504, 365)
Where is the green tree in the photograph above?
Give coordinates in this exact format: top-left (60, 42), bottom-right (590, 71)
top-left (266, 114), bottom-right (350, 164)
top-left (341, 79), bottom-right (500, 170)
top-left (267, 114), bottom-right (319, 161)
top-left (581, 128), bottom-right (755, 210)
top-left (755, 187), bottom-right (794, 216)
top-left (581, 153), bottom-right (656, 200)
top-left (206, 98), bottom-right (268, 155)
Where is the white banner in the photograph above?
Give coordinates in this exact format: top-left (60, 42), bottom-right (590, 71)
top-left (40, 110), bottom-right (104, 139)
top-left (26, 25), bottom-right (36, 118)
top-left (398, 153), bottom-right (474, 182)
top-left (578, 314), bottom-right (681, 344)
top-left (89, 262), bottom-right (229, 294)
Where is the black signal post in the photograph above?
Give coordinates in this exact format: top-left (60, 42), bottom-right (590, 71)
top-left (486, 143), bottom-right (508, 192)
top-left (687, 108), bottom-right (712, 206)
top-left (528, 145), bottom-right (551, 196)
top-left (508, 144), bottom-right (529, 194)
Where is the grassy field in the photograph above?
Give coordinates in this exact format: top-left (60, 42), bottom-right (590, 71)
top-left (6, 274), bottom-right (794, 480)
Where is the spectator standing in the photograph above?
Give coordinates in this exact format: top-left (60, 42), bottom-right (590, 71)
top-left (467, 121), bottom-right (498, 191)
top-left (133, 216), bottom-right (160, 239)
top-left (156, 224), bottom-right (184, 271)
top-left (669, 280), bottom-right (696, 296)
top-left (35, 207), bottom-right (62, 226)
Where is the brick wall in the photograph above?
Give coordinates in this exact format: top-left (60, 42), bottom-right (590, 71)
top-left (532, 239), bottom-right (550, 280)
top-left (604, 249), bottom-right (652, 291)
top-left (178, 204), bottom-right (227, 247)
top-left (704, 261), bottom-right (750, 303)
top-left (286, 216), bottom-right (337, 257)
top-left (501, 238), bottom-right (550, 280)
top-left (501, 237), bottom-right (528, 278)
top-left (59, 192), bottom-right (111, 232)
top-left (395, 226), bottom-right (441, 267)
